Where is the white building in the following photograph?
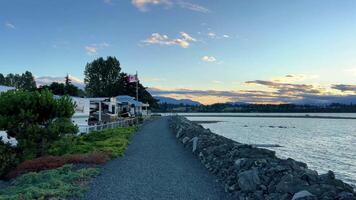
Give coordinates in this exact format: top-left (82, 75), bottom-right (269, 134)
top-left (116, 95), bottom-right (150, 116)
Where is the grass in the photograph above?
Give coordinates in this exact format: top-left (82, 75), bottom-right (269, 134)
top-left (48, 126), bottom-right (137, 158)
top-left (0, 165), bottom-right (99, 200)
top-left (0, 126), bottom-right (137, 199)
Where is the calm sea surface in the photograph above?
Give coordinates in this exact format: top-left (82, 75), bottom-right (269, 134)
top-left (173, 113), bottom-right (356, 186)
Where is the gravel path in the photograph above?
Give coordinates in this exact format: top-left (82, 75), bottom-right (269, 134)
top-left (80, 117), bottom-right (232, 200)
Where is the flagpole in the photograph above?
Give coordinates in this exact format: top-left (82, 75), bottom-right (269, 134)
top-left (136, 71), bottom-right (139, 122)
top-left (136, 71), bottom-right (138, 102)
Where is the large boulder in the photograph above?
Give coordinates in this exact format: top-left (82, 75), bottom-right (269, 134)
top-left (237, 168), bottom-right (261, 192)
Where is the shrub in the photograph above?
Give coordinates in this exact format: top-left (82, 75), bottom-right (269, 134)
top-left (0, 165), bottom-right (99, 200)
top-left (0, 142), bottom-right (19, 178)
top-left (49, 127), bottom-right (136, 158)
top-left (6, 152), bottom-right (111, 179)
top-left (0, 90), bottom-right (78, 160)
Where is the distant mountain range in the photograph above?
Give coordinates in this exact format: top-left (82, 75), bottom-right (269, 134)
top-left (155, 96), bottom-right (202, 106)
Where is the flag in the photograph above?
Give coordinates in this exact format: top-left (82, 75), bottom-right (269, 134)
top-left (128, 74), bottom-right (138, 83)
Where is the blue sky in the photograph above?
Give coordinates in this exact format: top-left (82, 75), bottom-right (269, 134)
top-left (1, 0), bottom-right (356, 104)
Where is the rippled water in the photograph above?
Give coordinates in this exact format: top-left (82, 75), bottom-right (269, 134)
top-left (179, 113), bottom-right (356, 186)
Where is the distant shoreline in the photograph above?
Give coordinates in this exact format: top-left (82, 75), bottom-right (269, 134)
top-left (181, 114), bottom-right (356, 120)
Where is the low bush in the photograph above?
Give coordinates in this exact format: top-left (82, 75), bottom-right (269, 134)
top-left (6, 152), bottom-right (111, 179)
top-left (49, 127), bottom-right (136, 158)
top-left (0, 165), bottom-right (99, 200)
top-left (0, 142), bottom-right (19, 178)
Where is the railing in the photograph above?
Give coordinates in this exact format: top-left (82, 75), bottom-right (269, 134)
top-left (78, 118), bottom-right (137, 134)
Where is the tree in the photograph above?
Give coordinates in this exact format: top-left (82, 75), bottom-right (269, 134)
top-left (0, 89), bottom-right (78, 160)
top-left (0, 71), bottom-right (36, 90)
top-left (84, 56), bottom-right (121, 97)
top-left (0, 73), bottom-right (5, 85)
top-left (20, 71), bottom-right (37, 90)
top-left (117, 73), bottom-right (158, 107)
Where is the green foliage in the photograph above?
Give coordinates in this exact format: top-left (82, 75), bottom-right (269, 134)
top-left (0, 142), bottom-right (19, 179)
top-left (0, 90), bottom-right (77, 160)
top-left (39, 80), bottom-right (83, 97)
top-left (49, 127), bottom-right (136, 158)
top-left (0, 165), bottom-right (99, 200)
top-left (0, 71), bottom-right (36, 91)
top-left (83, 56), bottom-right (157, 107)
top-left (84, 56), bottom-right (122, 97)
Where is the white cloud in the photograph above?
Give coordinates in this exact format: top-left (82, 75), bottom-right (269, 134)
top-left (142, 32), bottom-right (196, 48)
top-left (201, 56), bottom-right (217, 62)
top-left (84, 42), bottom-right (110, 55)
top-left (177, 1), bottom-right (210, 13)
top-left (223, 34), bottom-right (230, 38)
top-left (85, 46), bottom-right (98, 55)
top-left (207, 32), bottom-right (216, 38)
top-left (132, 0), bottom-right (172, 11)
top-left (4, 21), bottom-right (15, 29)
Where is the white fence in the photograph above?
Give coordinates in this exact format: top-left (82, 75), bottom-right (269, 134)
top-left (78, 118), bottom-right (137, 134)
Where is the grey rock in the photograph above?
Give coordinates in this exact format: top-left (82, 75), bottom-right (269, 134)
top-left (176, 128), bottom-right (182, 138)
top-left (182, 137), bottom-right (190, 144)
top-left (275, 174), bottom-right (308, 194)
top-left (238, 168), bottom-right (261, 192)
top-left (292, 190), bottom-right (314, 200)
top-left (191, 137), bottom-right (198, 152)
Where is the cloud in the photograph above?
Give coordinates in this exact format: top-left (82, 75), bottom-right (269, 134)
top-left (331, 84), bottom-right (356, 93)
top-left (131, 0), bottom-right (209, 13)
top-left (207, 32), bottom-right (216, 38)
top-left (148, 85), bottom-right (356, 105)
top-left (4, 21), bottom-right (15, 29)
top-left (85, 46), bottom-right (97, 55)
top-left (245, 80), bottom-right (321, 95)
top-left (85, 42), bottom-right (109, 55)
top-left (177, 1), bottom-right (210, 13)
top-left (272, 74), bottom-right (319, 83)
top-left (201, 56), bottom-right (217, 62)
top-left (36, 75), bottom-right (85, 89)
top-left (131, 0), bottom-right (172, 11)
top-left (148, 78), bottom-right (356, 105)
top-left (142, 32), bottom-right (196, 48)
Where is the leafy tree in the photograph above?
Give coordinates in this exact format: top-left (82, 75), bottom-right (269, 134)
top-left (20, 71), bottom-right (37, 90)
top-left (0, 89), bottom-right (78, 160)
top-left (0, 73), bottom-right (5, 85)
top-left (0, 71), bottom-right (36, 90)
top-left (84, 56), bottom-right (121, 97)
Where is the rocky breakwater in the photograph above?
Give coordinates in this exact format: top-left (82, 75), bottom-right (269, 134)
top-left (169, 116), bottom-right (356, 200)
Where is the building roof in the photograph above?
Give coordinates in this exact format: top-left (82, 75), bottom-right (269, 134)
top-left (116, 95), bottom-right (144, 107)
top-left (0, 85), bottom-right (15, 92)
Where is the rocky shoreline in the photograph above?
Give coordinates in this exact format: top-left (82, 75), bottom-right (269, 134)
top-left (169, 116), bottom-right (356, 200)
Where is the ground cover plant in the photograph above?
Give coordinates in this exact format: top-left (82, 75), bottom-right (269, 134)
top-left (0, 165), bottom-right (99, 200)
top-left (5, 152), bottom-right (111, 179)
top-left (49, 126), bottom-right (137, 158)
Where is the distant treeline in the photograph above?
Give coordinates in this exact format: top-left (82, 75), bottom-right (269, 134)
top-left (153, 102), bottom-right (356, 113)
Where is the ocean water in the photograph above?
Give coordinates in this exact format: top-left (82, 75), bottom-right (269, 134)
top-left (179, 113), bottom-right (356, 186)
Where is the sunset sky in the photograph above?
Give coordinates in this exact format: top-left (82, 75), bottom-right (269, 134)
top-left (1, 0), bottom-right (356, 104)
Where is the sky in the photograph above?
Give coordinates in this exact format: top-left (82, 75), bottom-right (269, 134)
top-left (1, 0), bottom-right (356, 104)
